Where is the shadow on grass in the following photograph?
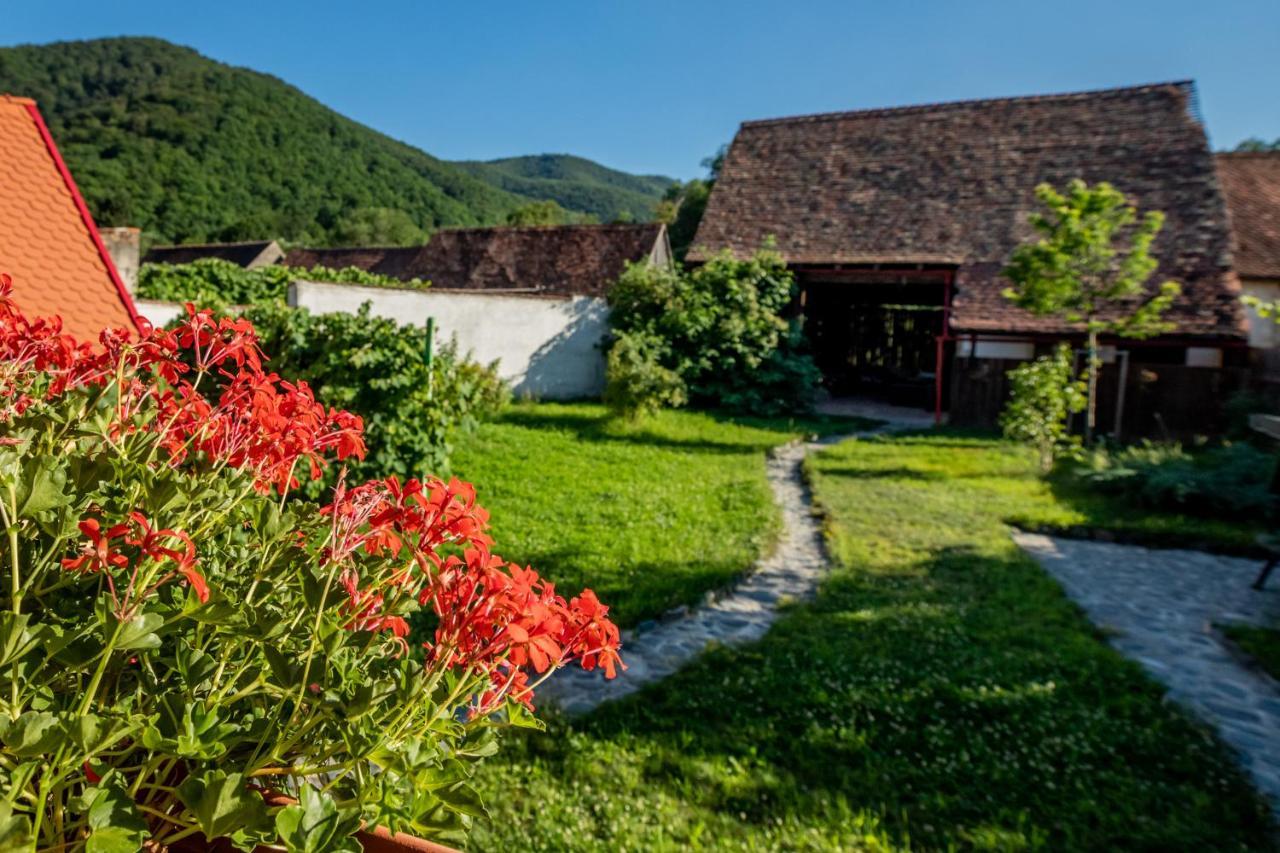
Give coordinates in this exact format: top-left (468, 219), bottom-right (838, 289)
top-left (495, 406), bottom-right (876, 456)
top-left (820, 465), bottom-right (1042, 483)
top-left (496, 548), bottom-right (753, 628)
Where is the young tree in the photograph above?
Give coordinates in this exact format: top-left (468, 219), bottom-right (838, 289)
top-left (1000, 345), bottom-right (1087, 472)
top-left (1003, 180), bottom-right (1181, 442)
top-left (1242, 294), bottom-right (1280, 323)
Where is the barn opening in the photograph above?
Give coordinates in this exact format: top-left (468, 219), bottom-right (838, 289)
top-left (796, 266), bottom-right (955, 413)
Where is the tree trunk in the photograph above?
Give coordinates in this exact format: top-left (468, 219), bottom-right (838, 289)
top-left (1085, 329), bottom-right (1099, 445)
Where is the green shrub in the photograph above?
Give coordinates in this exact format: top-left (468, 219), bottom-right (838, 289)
top-left (602, 330), bottom-right (687, 419)
top-left (1074, 441), bottom-right (1277, 519)
top-left (136, 258), bottom-right (428, 309)
top-left (605, 249), bottom-right (819, 416)
top-left (999, 344), bottom-right (1086, 471)
top-left (244, 302), bottom-right (508, 487)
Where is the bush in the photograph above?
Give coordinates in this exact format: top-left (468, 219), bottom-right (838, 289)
top-left (602, 330), bottom-right (687, 419)
top-left (1074, 441), bottom-right (1277, 519)
top-left (243, 302), bottom-right (508, 488)
top-left (605, 249), bottom-right (819, 416)
top-left (0, 274), bottom-right (621, 850)
top-left (136, 258), bottom-right (428, 309)
top-left (1000, 345), bottom-right (1086, 471)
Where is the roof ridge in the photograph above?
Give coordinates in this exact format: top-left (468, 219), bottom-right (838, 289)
top-left (740, 81), bottom-right (1195, 128)
top-left (436, 223), bottom-right (661, 234)
top-left (289, 245), bottom-right (410, 253)
top-left (152, 239), bottom-right (276, 249)
top-left (0, 94), bottom-right (37, 106)
top-left (1216, 150), bottom-right (1280, 158)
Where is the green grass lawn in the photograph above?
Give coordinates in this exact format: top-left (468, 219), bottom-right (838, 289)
top-left (468, 430), bottom-right (1276, 852)
top-left (449, 402), bottom-right (871, 627)
top-left (1221, 624), bottom-right (1280, 682)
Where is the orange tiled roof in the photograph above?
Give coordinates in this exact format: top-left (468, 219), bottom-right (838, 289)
top-left (0, 95), bottom-right (139, 341)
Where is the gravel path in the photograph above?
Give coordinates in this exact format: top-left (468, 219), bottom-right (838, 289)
top-left (1014, 531), bottom-right (1280, 817)
top-left (537, 427), bottom-right (884, 715)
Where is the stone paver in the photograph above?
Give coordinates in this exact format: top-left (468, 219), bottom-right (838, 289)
top-left (537, 426), bottom-right (888, 714)
top-left (1014, 531), bottom-right (1280, 816)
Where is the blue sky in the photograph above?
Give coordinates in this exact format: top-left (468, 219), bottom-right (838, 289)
top-left (6, 1), bottom-right (1279, 179)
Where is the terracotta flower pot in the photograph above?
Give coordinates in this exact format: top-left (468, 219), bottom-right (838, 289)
top-left (166, 793), bottom-right (460, 853)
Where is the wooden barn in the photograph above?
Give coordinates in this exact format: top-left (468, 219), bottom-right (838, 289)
top-left (689, 82), bottom-right (1251, 437)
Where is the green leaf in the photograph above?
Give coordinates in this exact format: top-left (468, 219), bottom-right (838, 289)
top-left (0, 614), bottom-right (38, 667)
top-left (68, 713), bottom-right (109, 753)
top-left (174, 643), bottom-right (219, 688)
top-left (14, 456), bottom-right (70, 517)
top-left (2, 711), bottom-right (63, 757)
top-left (263, 644), bottom-right (300, 687)
top-left (176, 770), bottom-right (272, 842)
top-left (80, 783), bottom-right (147, 853)
top-left (0, 802), bottom-right (33, 852)
top-left (113, 612), bottom-right (163, 651)
top-left (274, 787), bottom-right (361, 853)
top-left (434, 782), bottom-right (488, 819)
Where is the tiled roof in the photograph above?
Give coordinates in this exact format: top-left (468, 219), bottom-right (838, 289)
top-left (691, 82), bottom-right (1246, 340)
top-left (0, 95), bottom-right (139, 340)
top-left (284, 223), bottom-right (668, 297)
top-left (1217, 152), bottom-right (1280, 280)
top-left (144, 240), bottom-right (283, 268)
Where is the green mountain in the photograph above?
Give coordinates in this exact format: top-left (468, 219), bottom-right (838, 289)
top-left (454, 154), bottom-right (673, 222)
top-left (0, 37), bottom-right (670, 243)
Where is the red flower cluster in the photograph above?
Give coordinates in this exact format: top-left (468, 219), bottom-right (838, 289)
top-left (61, 512), bottom-right (205, 618)
top-left (2, 272), bottom-right (622, 712)
top-left (0, 276), bottom-right (365, 493)
top-left (429, 551), bottom-right (623, 712)
top-left (322, 475), bottom-right (623, 712)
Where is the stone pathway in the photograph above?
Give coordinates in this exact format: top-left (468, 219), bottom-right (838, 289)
top-left (1014, 531), bottom-right (1280, 816)
top-left (815, 396), bottom-right (939, 428)
top-left (538, 426), bottom-right (885, 715)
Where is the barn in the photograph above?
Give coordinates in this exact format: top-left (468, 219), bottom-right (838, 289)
top-left (689, 82), bottom-right (1250, 436)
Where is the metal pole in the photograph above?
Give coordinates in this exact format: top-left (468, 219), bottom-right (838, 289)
top-left (424, 317), bottom-right (435, 402)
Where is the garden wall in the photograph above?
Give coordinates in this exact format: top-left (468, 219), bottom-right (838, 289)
top-left (133, 299), bottom-right (186, 327)
top-left (288, 280), bottom-right (607, 399)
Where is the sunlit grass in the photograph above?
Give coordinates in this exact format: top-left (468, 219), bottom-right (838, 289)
top-left (470, 429), bottom-right (1275, 851)
top-left (451, 402), bottom-right (871, 626)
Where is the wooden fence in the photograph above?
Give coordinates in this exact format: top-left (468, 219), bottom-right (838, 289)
top-left (950, 356), bottom-right (1251, 440)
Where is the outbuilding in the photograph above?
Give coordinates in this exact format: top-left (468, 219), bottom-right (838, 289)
top-left (690, 82), bottom-right (1250, 437)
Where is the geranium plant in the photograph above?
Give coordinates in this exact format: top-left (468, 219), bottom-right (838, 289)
top-left (0, 274), bottom-right (621, 851)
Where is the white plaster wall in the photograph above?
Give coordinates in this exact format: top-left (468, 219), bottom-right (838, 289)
top-left (956, 339), bottom-right (1034, 360)
top-left (289, 281), bottom-right (607, 399)
top-left (134, 299), bottom-right (186, 328)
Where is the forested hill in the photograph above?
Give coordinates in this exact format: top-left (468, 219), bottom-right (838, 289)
top-left (453, 155), bottom-right (673, 223)
top-left (0, 37), bottom-right (671, 243)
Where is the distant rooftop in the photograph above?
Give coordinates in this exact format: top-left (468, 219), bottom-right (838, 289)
top-left (285, 223), bottom-right (670, 297)
top-left (144, 240), bottom-right (283, 269)
top-left (1217, 152), bottom-right (1280, 280)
